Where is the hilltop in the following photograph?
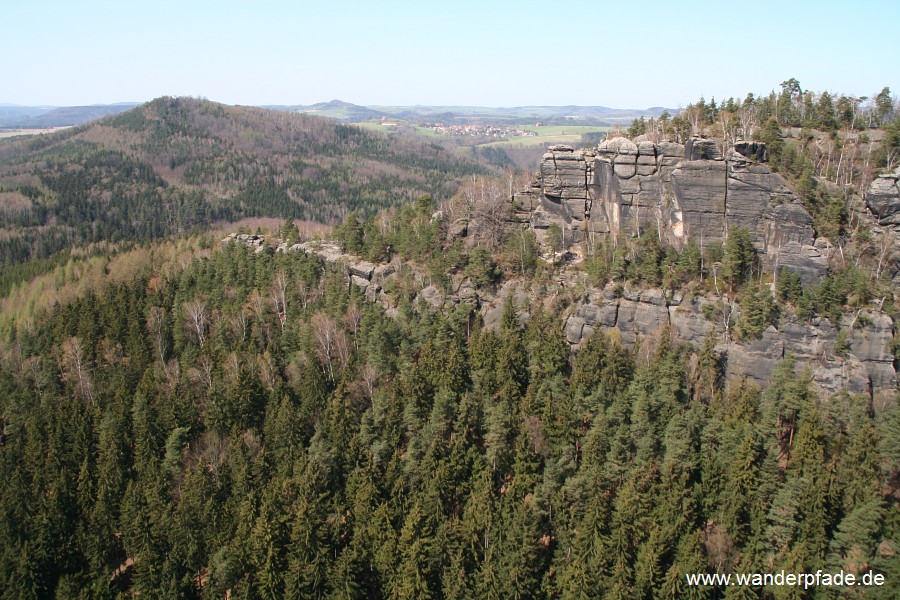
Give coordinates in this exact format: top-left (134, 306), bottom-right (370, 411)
top-left (0, 97), bottom-right (487, 265)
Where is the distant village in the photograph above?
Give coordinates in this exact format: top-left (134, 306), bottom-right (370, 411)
top-left (422, 122), bottom-right (538, 138)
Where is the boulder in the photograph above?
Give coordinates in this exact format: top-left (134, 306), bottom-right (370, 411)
top-left (733, 140), bottom-right (767, 162)
top-left (575, 300), bottom-right (619, 328)
top-left (373, 263), bottom-right (396, 284)
top-left (347, 260), bottom-right (376, 280)
top-left (300, 241), bottom-right (344, 264)
top-left (686, 137), bottom-right (723, 161)
top-left (565, 316), bottom-right (586, 344)
top-left (448, 218), bottom-right (468, 239)
top-left (668, 301), bottom-right (716, 342)
top-left (866, 171), bottom-right (900, 225)
top-left (637, 140), bottom-right (658, 156)
top-left (614, 162), bottom-right (638, 179)
top-left (615, 297), bottom-right (670, 345)
top-left (775, 241), bottom-right (829, 285)
top-left (598, 137), bottom-right (638, 155)
top-left (418, 285), bottom-right (444, 309)
top-left (724, 327), bottom-right (784, 385)
top-left (761, 201), bottom-right (816, 249)
top-left (541, 149), bottom-right (589, 202)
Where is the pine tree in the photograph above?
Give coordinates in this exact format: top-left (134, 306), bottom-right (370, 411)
top-left (721, 227), bottom-right (755, 292)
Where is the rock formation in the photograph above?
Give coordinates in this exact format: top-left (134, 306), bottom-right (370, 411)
top-left (866, 168), bottom-right (900, 226)
top-left (224, 233), bottom-right (897, 403)
top-left (561, 286), bottom-right (894, 403)
top-left (864, 168), bottom-right (900, 285)
top-left (223, 145), bottom-right (899, 402)
top-left (517, 136), bottom-right (831, 284)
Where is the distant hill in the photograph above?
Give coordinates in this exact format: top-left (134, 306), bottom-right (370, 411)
top-left (0, 103), bottom-right (139, 128)
top-left (291, 100), bottom-right (389, 122)
top-left (0, 105), bottom-right (56, 121)
top-left (0, 97), bottom-right (486, 265)
top-left (275, 102), bottom-right (674, 125)
top-left (270, 101), bottom-right (674, 125)
top-left (1, 100), bottom-right (675, 128)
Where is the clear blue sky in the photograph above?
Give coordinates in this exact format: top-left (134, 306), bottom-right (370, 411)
top-left (2, 0), bottom-right (898, 109)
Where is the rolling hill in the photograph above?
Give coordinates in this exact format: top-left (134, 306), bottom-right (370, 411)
top-left (0, 103), bottom-right (139, 128)
top-left (0, 97), bottom-right (487, 265)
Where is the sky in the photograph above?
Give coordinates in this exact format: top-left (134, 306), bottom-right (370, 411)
top-left (2, 0), bottom-right (898, 109)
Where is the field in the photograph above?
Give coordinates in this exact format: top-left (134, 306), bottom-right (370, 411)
top-left (353, 120), bottom-right (612, 148)
top-left (0, 126), bottom-right (72, 139)
top-left (480, 124), bottom-right (613, 147)
top-left (353, 120), bottom-right (441, 137)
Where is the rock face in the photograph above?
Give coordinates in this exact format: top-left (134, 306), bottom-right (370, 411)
top-left (518, 136), bottom-right (828, 283)
top-left (560, 286), bottom-right (896, 401)
top-left (866, 169), bottom-right (900, 225)
top-left (536, 145), bottom-right (593, 237)
top-left (224, 233), bottom-right (897, 400)
top-left (864, 169), bottom-right (900, 286)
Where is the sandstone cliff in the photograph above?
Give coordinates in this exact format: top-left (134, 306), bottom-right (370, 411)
top-left (517, 137), bottom-right (831, 284)
top-left (223, 233), bottom-right (897, 404)
top-left (864, 167), bottom-right (900, 285)
top-left (222, 142), bottom-right (898, 402)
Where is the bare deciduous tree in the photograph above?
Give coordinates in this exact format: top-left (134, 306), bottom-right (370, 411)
top-left (343, 303), bottom-right (362, 351)
top-left (310, 312), bottom-right (349, 382)
top-left (61, 336), bottom-right (94, 404)
top-left (190, 354), bottom-right (214, 391)
top-left (297, 280), bottom-right (310, 310)
top-left (471, 177), bottom-right (509, 250)
top-left (146, 306), bottom-right (170, 377)
top-left (359, 361), bottom-right (378, 399)
top-left (257, 351), bottom-right (279, 391)
top-left (185, 299), bottom-right (208, 348)
top-left (737, 103), bottom-right (758, 140)
top-left (270, 271), bottom-right (289, 330)
top-left (683, 106), bottom-right (702, 136)
top-left (231, 307), bottom-right (250, 343)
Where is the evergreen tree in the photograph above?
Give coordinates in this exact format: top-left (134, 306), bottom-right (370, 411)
top-left (721, 227), bottom-right (755, 292)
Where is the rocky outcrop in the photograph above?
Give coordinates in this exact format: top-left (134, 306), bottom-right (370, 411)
top-left (670, 160), bottom-right (728, 245)
top-left (224, 232), bottom-right (897, 400)
top-left (536, 145), bottom-right (594, 237)
top-left (561, 286), bottom-right (896, 401)
top-left (221, 232), bottom-right (272, 254)
top-left (863, 169), bottom-right (900, 286)
top-left (866, 169), bottom-right (900, 225)
top-left (517, 136), bottom-right (828, 284)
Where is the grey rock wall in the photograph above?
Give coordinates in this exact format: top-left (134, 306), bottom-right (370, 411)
top-left (866, 170), bottom-right (900, 225)
top-left (864, 169), bottom-right (900, 285)
top-left (560, 286), bottom-right (896, 400)
top-left (518, 137), bottom-right (828, 284)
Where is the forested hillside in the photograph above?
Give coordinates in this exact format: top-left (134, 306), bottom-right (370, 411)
top-left (1, 203), bottom-right (897, 598)
top-left (0, 97), bottom-right (486, 265)
top-left (1, 82), bottom-right (898, 599)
